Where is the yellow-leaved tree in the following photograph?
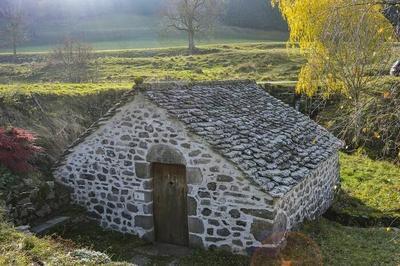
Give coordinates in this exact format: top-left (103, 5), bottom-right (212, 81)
top-left (272, 0), bottom-right (400, 159)
top-left (272, 0), bottom-right (393, 99)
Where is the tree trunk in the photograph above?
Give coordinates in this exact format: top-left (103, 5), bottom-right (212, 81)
top-left (12, 39), bottom-right (17, 57)
top-left (188, 31), bottom-right (195, 53)
top-left (12, 41), bottom-right (17, 62)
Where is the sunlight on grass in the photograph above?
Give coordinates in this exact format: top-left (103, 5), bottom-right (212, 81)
top-left (0, 43), bottom-right (303, 85)
top-left (336, 153), bottom-right (400, 219)
top-left (0, 83), bottom-right (131, 97)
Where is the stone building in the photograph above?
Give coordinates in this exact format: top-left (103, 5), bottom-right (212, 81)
top-left (53, 80), bottom-right (343, 255)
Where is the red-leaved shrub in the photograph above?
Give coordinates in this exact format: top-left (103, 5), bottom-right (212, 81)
top-left (0, 127), bottom-right (42, 173)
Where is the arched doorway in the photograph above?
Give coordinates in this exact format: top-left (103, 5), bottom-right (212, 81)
top-left (147, 145), bottom-right (189, 246)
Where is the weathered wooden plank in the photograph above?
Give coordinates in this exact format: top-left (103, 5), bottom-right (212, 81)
top-left (152, 163), bottom-right (188, 246)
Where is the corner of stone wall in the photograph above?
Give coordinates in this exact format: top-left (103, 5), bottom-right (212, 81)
top-left (277, 152), bottom-right (340, 230)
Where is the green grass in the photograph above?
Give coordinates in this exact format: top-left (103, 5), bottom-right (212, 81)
top-left (0, 220), bottom-right (81, 265)
top-left (0, 43), bottom-right (303, 85)
top-left (50, 217), bottom-right (147, 262)
top-left (1, 206), bottom-right (398, 265)
top-left (301, 218), bottom-right (400, 266)
top-left (8, 216), bottom-right (392, 265)
top-left (95, 44), bottom-right (302, 83)
top-left (0, 83), bottom-right (131, 97)
top-left (5, 32), bottom-right (289, 54)
top-left (333, 153), bottom-right (400, 221)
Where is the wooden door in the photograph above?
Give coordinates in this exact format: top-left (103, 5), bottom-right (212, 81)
top-left (152, 163), bottom-right (189, 246)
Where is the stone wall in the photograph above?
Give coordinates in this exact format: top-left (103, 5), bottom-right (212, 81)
top-left (54, 93), bottom-right (282, 255)
top-left (278, 153), bottom-right (340, 230)
top-left (2, 180), bottom-right (70, 225)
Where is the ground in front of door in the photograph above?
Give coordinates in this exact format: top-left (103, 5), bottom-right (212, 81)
top-left (42, 209), bottom-right (324, 266)
top-left (45, 211), bottom-right (250, 265)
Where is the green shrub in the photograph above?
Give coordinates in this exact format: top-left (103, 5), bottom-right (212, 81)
top-left (0, 166), bottom-right (19, 190)
top-left (134, 76), bottom-right (144, 85)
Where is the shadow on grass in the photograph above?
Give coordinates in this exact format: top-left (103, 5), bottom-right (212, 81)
top-left (49, 216), bottom-right (149, 262)
top-left (325, 188), bottom-right (400, 228)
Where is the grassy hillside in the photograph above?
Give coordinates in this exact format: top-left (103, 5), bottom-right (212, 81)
top-left (0, 14), bottom-right (288, 53)
top-left (0, 84), bottom-right (129, 158)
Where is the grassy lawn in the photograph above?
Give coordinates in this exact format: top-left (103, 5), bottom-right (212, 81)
top-left (332, 153), bottom-right (400, 222)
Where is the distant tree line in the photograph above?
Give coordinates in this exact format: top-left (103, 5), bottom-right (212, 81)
top-left (0, 0), bottom-right (286, 31)
top-left (223, 0), bottom-right (287, 31)
top-left (0, 0), bottom-right (287, 55)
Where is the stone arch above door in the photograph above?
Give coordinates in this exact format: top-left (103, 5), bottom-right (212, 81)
top-left (146, 144), bottom-right (186, 165)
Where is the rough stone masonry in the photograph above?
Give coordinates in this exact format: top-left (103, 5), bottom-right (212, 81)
top-left (54, 81), bottom-right (342, 255)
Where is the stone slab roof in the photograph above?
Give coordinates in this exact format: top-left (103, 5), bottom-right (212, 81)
top-left (55, 80), bottom-right (343, 198)
top-left (140, 80), bottom-right (343, 197)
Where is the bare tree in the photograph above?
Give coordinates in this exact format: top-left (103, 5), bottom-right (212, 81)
top-left (50, 38), bottom-right (97, 83)
top-left (0, 1), bottom-right (27, 56)
top-left (162, 0), bottom-right (222, 53)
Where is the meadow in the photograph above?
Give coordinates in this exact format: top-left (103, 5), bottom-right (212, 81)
top-left (0, 43), bottom-right (301, 85)
top-left (0, 42), bottom-right (399, 265)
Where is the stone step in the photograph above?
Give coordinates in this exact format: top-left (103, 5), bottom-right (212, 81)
top-left (15, 225), bottom-right (32, 234)
top-left (31, 216), bottom-right (71, 235)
